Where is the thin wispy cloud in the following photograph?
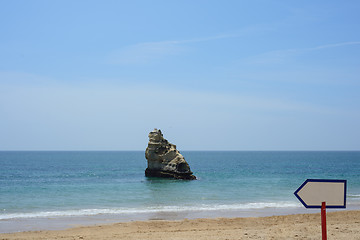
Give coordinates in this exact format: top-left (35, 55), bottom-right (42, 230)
top-left (276, 41), bottom-right (360, 56)
top-left (175, 33), bottom-right (240, 44)
top-left (108, 41), bottom-right (184, 65)
top-left (243, 41), bottom-right (360, 65)
top-left (107, 33), bottom-right (241, 65)
top-left (307, 41), bottom-right (360, 51)
top-left (106, 22), bottom-right (277, 65)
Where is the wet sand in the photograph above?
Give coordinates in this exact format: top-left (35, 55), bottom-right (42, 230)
top-left (1, 210), bottom-right (359, 240)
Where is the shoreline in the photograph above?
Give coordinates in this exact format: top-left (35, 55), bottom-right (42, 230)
top-left (1, 210), bottom-right (359, 239)
top-left (1, 205), bottom-right (360, 234)
top-left (0, 206), bottom-right (321, 234)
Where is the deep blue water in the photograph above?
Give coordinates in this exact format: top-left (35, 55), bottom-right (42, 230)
top-left (1, 151), bottom-right (360, 220)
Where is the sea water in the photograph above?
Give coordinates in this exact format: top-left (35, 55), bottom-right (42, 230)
top-left (1, 151), bottom-right (360, 232)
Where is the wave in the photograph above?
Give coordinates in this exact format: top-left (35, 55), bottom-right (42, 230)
top-left (0, 202), bottom-right (300, 220)
top-left (348, 194), bottom-right (360, 198)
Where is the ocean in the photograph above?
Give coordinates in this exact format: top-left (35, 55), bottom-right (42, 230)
top-left (1, 151), bottom-right (360, 233)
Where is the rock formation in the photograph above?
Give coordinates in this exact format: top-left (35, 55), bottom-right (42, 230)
top-left (145, 129), bottom-right (196, 180)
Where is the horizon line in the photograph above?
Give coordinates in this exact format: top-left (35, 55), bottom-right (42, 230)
top-left (1, 150), bottom-right (359, 152)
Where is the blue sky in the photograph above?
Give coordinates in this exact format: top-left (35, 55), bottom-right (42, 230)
top-left (1, 0), bottom-right (359, 150)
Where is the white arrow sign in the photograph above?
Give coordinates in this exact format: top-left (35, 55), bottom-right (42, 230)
top-left (294, 179), bottom-right (347, 208)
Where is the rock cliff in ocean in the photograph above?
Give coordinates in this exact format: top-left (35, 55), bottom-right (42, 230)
top-left (145, 129), bottom-right (196, 180)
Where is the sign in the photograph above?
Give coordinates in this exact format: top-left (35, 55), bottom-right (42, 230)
top-left (294, 179), bottom-right (347, 240)
top-left (294, 179), bottom-right (347, 208)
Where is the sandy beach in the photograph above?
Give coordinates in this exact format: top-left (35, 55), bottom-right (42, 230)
top-left (1, 210), bottom-right (359, 240)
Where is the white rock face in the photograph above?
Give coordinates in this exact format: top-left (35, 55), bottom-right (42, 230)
top-left (145, 129), bottom-right (196, 180)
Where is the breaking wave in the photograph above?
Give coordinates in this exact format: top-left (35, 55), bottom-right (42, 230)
top-left (348, 194), bottom-right (360, 198)
top-left (0, 202), bottom-right (300, 220)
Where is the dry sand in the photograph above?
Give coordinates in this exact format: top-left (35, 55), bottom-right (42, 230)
top-left (1, 210), bottom-right (359, 240)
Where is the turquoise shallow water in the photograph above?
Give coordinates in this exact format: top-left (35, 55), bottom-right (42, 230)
top-left (1, 151), bottom-right (360, 232)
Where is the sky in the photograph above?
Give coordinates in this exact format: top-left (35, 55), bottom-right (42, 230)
top-left (0, 0), bottom-right (359, 151)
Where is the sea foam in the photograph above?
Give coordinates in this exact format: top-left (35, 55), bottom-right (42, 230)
top-left (0, 201), bottom-right (300, 220)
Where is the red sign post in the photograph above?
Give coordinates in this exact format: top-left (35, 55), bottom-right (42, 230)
top-left (321, 202), bottom-right (327, 240)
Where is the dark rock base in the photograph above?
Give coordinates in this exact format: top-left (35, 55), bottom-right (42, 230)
top-left (145, 168), bottom-right (196, 180)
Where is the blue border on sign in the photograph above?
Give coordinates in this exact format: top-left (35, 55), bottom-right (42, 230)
top-left (294, 179), bottom-right (347, 209)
